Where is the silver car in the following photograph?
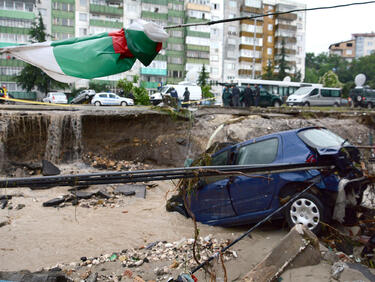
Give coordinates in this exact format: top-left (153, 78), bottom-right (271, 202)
top-left (43, 92), bottom-right (68, 104)
top-left (286, 87), bottom-right (345, 107)
top-left (71, 89), bottom-right (96, 104)
top-left (91, 93), bottom-right (134, 106)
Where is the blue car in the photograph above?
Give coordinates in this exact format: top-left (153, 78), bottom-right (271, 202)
top-left (181, 127), bottom-right (366, 234)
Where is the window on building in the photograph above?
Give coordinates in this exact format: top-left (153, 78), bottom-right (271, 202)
top-left (229, 1), bottom-right (236, 8)
top-left (80, 0), bottom-right (87, 6)
top-left (346, 49), bottom-right (353, 55)
top-left (79, 28), bottom-right (87, 36)
top-left (346, 42), bottom-right (352, 47)
top-left (212, 3), bottom-right (219, 10)
top-left (268, 36), bottom-right (272, 43)
top-left (368, 41), bottom-right (373, 46)
top-left (267, 48), bottom-right (272, 55)
top-left (268, 24), bottom-right (273, 31)
top-left (79, 13), bottom-right (88, 22)
top-left (245, 0), bottom-right (261, 8)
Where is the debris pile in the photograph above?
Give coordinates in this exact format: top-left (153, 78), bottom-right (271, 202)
top-left (42, 184), bottom-right (150, 208)
top-left (83, 153), bottom-right (148, 171)
top-left (44, 236), bottom-right (238, 281)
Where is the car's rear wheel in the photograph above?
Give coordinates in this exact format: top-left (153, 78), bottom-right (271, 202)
top-left (285, 192), bottom-right (326, 235)
top-left (94, 101), bottom-right (101, 106)
top-left (121, 101), bottom-right (127, 106)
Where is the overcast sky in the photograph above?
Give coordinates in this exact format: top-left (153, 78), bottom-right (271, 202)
top-left (301, 0), bottom-right (375, 54)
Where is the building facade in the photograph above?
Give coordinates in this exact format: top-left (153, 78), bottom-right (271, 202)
top-left (353, 33), bottom-right (375, 58)
top-left (0, 0), bottom-right (307, 96)
top-left (329, 39), bottom-right (356, 62)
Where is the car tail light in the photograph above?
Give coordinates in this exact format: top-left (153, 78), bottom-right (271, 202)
top-left (306, 154), bottom-right (317, 163)
top-left (363, 97), bottom-right (366, 101)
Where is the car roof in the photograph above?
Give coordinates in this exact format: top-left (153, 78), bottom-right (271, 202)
top-left (212, 126), bottom-right (324, 156)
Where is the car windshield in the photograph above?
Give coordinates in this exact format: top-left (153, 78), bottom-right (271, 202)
top-left (160, 86), bottom-right (169, 94)
top-left (292, 87), bottom-right (314, 96)
top-left (298, 128), bottom-right (349, 149)
top-left (53, 93), bottom-right (65, 96)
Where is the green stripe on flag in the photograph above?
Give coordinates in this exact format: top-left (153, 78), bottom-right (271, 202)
top-left (53, 35), bottom-right (136, 79)
top-left (125, 29), bottom-right (159, 66)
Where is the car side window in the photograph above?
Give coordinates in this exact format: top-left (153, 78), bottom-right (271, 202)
top-left (321, 89), bottom-right (330, 97)
top-left (99, 94), bottom-right (107, 98)
top-left (310, 88), bottom-right (318, 96)
top-left (109, 94), bottom-right (116, 98)
top-left (236, 138), bottom-right (279, 165)
top-left (211, 151), bottom-right (229, 166)
top-left (331, 90), bottom-right (340, 97)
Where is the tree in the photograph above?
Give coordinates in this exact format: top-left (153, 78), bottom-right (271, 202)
top-left (197, 64), bottom-right (209, 87)
top-left (16, 13), bottom-right (67, 95)
top-left (117, 78), bottom-right (133, 95)
top-left (89, 80), bottom-right (110, 93)
top-left (319, 70), bottom-right (343, 88)
top-left (202, 85), bottom-right (214, 99)
top-left (262, 60), bottom-right (275, 80)
top-left (133, 86), bottom-right (150, 105)
top-left (275, 39), bottom-right (289, 80)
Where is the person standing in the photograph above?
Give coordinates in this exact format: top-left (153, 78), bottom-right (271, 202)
top-left (243, 84), bottom-right (253, 107)
top-left (254, 84), bottom-right (260, 107)
top-left (170, 87), bottom-right (179, 108)
top-left (222, 85), bottom-right (231, 107)
top-left (231, 84), bottom-right (240, 107)
top-left (183, 87), bottom-right (190, 108)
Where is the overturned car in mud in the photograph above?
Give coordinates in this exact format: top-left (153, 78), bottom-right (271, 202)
top-left (168, 127), bottom-right (368, 234)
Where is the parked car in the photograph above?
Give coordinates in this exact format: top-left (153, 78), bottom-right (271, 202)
top-left (91, 92), bottom-right (134, 106)
top-left (43, 92), bottom-right (68, 104)
top-left (286, 87), bottom-right (345, 107)
top-left (170, 127), bottom-right (366, 234)
top-left (349, 87), bottom-right (375, 108)
top-left (71, 89), bottom-right (96, 104)
top-left (239, 86), bottom-right (283, 107)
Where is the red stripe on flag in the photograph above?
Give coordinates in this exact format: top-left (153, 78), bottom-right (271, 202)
top-left (156, 42), bottom-right (162, 53)
top-left (109, 29), bottom-right (134, 59)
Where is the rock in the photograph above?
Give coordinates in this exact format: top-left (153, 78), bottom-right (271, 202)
top-left (242, 225), bottom-right (320, 282)
top-left (134, 260), bottom-right (143, 267)
top-left (322, 249), bottom-right (339, 265)
top-left (86, 272), bottom-right (98, 282)
top-left (0, 199), bottom-right (8, 209)
top-left (71, 191), bottom-right (95, 199)
top-left (165, 243), bottom-right (173, 248)
top-left (331, 261), bottom-right (348, 280)
top-left (0, 220), bottom-right (9, 228)
top-left (169, 261), bottom-right (179, 269)
top-left (15, 204), bottom-right (25, 210)
top-left (146, 241), bottom-right (159, 250)
top-left (43, 197), bottom-right (65, 207)
top-left (96, 189), bottom-right (111, 199)
top-left (115, 184), bottom-right (146, 199)
top-left (42, 160), bottom-right (61, 176)
top-left (0, 195), bottom-right (12, 200)
top-left (81, 257), bottom-right (87, 262)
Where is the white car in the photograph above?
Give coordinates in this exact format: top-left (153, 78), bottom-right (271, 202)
top-left (91, 92), bottom-right (134, 106)
top-left (43, 92), bottom-right (68, 104)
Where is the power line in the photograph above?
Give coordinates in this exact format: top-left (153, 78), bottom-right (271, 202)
top-left (164, 1), bottom-right (375, 29)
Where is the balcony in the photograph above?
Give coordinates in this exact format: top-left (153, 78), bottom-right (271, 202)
top-left (89, 19), bottom-right (122, 28)
top-left (276, 24), bottom-right (297, 32)
top-left (275, 48), bottom-right (296, 55)
top-left (240, 6), bottom-right (263, 14)
top-left (239, 44), bottom-right (262, 51)
top-left (89, 4), bottom-right (123, 16)
top-left (275, 36), bottom-right (297, 44)
top-left (141, 11), bottom-right (167, 20)
top-left (276, 13), bottom-right (297, 21)
top-left (0, 9), bottom-right (35, 20)
top-left (140, 68), bottom-right (167, 76)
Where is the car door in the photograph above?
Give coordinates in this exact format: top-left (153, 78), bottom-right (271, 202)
top-left (307, 88), bottom-right (320, 106)
top-left (109, 94), bottom-right (118, 105)
top-left (188, 148), bottom-right (237, 222)
top-left (259, 89), bottom-right (270, 107)
top-left (228, 137), bottom-right (280, 215)
top-left (320, 89), bottom-right (331, 106)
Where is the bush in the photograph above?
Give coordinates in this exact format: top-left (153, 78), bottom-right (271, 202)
top-left (133, 86), bottom-right (150, 105)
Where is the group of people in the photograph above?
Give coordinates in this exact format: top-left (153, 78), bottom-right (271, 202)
top-left (170, 87), bottom-right (190, 108)
top-left (222, 84), bottom-right (260, 107)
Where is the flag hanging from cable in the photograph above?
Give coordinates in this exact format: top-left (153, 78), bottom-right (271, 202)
top-left (0, 20), bottom-right (169, 83)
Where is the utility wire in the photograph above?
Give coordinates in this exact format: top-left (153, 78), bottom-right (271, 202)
top-left (165, 1), bottom-right (375, 29)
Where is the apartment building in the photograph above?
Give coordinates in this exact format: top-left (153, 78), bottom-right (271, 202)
top-left (329, 39), bottom-right (356, 62)
top-left (353, 33), bottom-right (375, 58)
top-left (0, 0), bottom-right (307, 95)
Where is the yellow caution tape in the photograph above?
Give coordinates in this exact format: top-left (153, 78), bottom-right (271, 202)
top-left (0, 96), bottom-right (76, 107)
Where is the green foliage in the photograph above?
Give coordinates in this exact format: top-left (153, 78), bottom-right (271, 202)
top-left (16, 14), bottom-right (68, 94)
top-left (117, 78), bottom-right (133, 95)
top-left (305, 52), bottom-right (375, 96)
top-left (132, 75), bottom-right (139, 84)
top-left (133, 86), bottom-right (150, 105)
top-left (276, 39), bottom-right (289, 80)
top-left (202, 85), bottom-right (214, 99)
top-left (89, 80), bottom-right (110, 93)
top-left (319, 70), bottom-right (343, 88)
top-left (197, 64), bottom-right (209, 87)
top-left (262, 60), bottom-right (276, 80)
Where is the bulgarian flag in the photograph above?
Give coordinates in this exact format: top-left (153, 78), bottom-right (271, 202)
top-left (0, 20), bottom-right (169, 83)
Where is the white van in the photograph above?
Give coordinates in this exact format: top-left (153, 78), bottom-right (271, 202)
top-left (149, 82), bottom-right (202, 105)
top-left (286, 87), bottom-right (345, 107)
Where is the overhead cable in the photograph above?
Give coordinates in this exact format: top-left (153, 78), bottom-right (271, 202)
top-left (164, 1), bottom-right (375, 29)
